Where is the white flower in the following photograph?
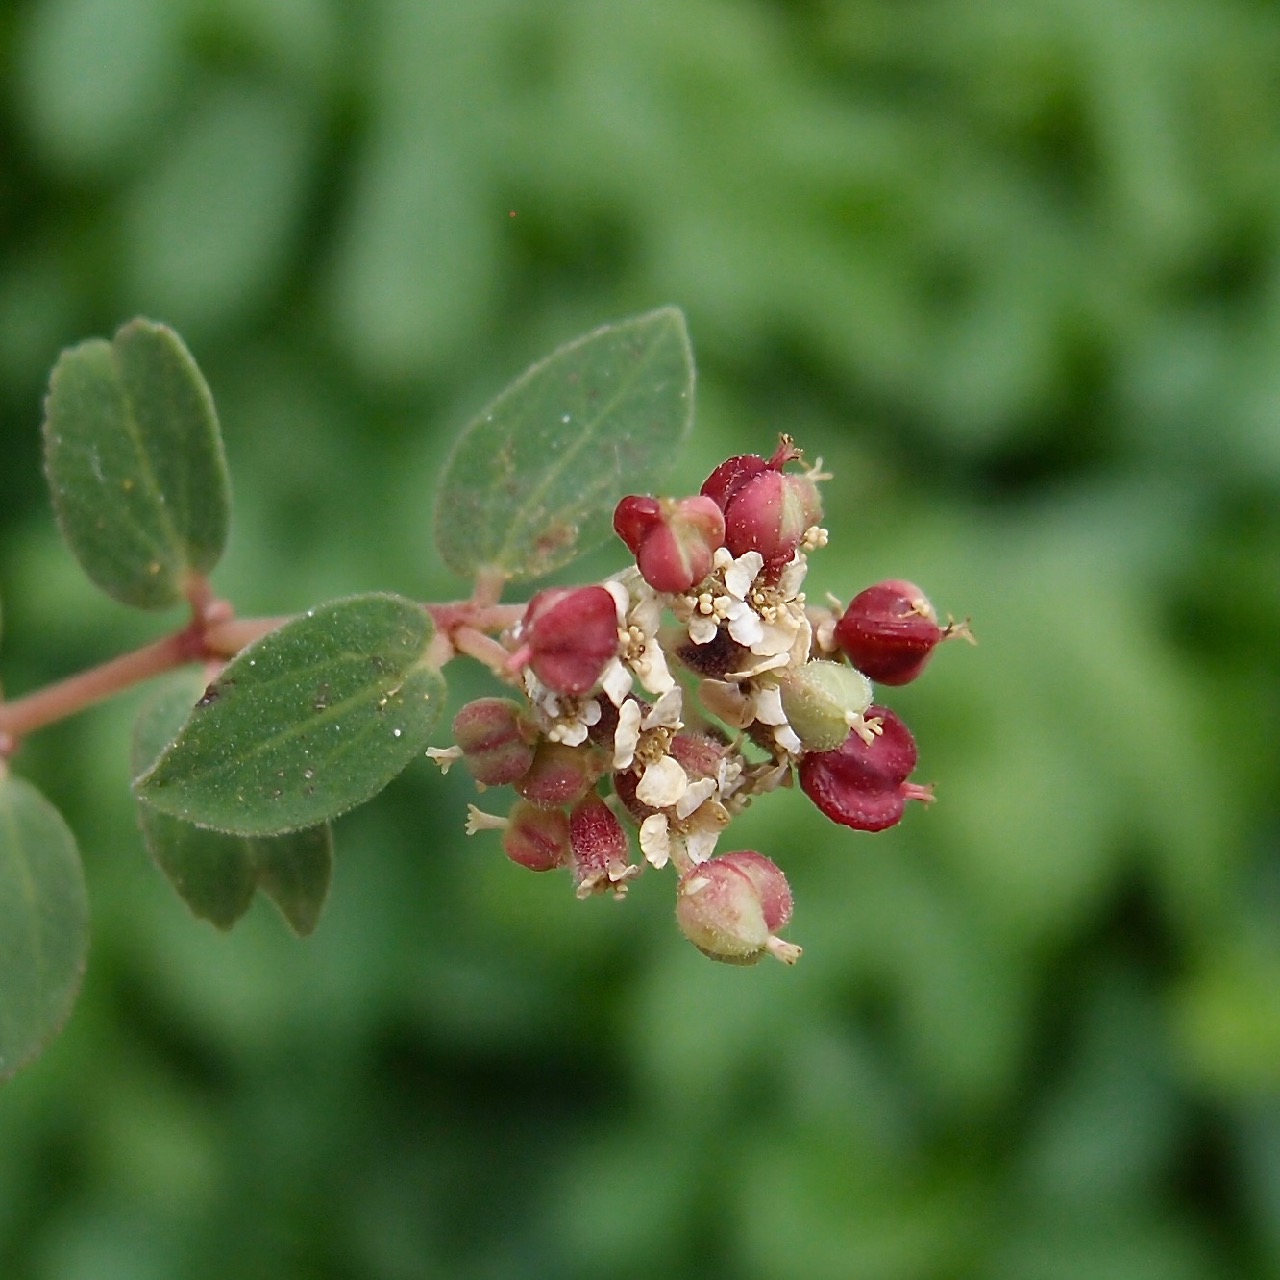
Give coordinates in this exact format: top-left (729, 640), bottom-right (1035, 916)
top-left (600, 657), bottom-right (633, 707)
top-left (721, 548), bottom-right (763, 598)
top-left (750, 682), bottom-right (788, 727)
top-left (607, 568), bottom-right (675, 696)
top-left (612, 698), bottom-right (643, 769)
top-left (643, 687), bottom-right (683, 729)
top-left (675, 776), bottom-right (716, 820)
top-left (639, 813), bottom-right (672, 868)
top-left (636, 755), bottom-right (688, 808)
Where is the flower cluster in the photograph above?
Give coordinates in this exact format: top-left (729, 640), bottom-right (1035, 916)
top-left (432, 437), bottom-right (968, 966)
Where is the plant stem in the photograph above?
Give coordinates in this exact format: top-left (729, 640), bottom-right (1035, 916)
top-left (0, 588), bottom-right (528, 756)
top-left (0, 630), bottom-right (197, 744)
top-left (0, 609), bottom-right (287, 754)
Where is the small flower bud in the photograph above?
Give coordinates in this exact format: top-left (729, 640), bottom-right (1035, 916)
top-left (503, 800), bottom-right (571, 871)
top-left (798, 704), bottom-right (934, 832)
top-left (772, 660), bottom-right (873, 752)
top-left (675, 851), bottom-right (800, 965)
top-left (514, 740), bottom-right (605, 809)
top-left (568, 793), bottom-right (634, 897)
top-left (451, 697), bottom-right (537, 786)
top-left (835, 579), bottom-right (951, 685)
top-left (614, 495), bottom-right (725, 593)
top-left (520, 585), bottom-right (621, 695)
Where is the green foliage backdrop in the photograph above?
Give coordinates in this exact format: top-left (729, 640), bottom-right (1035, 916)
top-left (2, 1), bottom-right (1279, 1276)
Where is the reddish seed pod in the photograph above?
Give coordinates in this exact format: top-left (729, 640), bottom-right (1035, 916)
top-left (514, 740), bottom-right (604, 809)
top-left (612, 494), bottom-right (662, 554)
top-left (700, 437), bottom-right (804, 512)
top-left (723, 467), bottom-right (822, 565)
top-left (701, 453), bottom-right (769, 512)
top-left (797, 704), bottom-right (933, 832)
top-left (669, 731), bottom-right (729, 781)
top-left (636, 496), bottom-right (725, 593)
top-left (451, 697), bottom-right (537, 786)
top-left (521, 585), bottom-right (620, 695)
top-left (503, 801), bottom-right (571, 872)
top-left (835, 580), bottom-right (945, 686)
top-left (568, 792), bottom-right (633, 896)
top-left (614, 494), bottom-right (725, 593)
top-left (675, 851), bottom-right (800, 965)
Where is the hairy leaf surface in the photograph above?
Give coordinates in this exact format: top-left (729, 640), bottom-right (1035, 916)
top-left (135, 594), bottom-right (445, 836)
top-left (133, 674), bottom-right (333, 933)
top-left (42, 317), bottom-right (230, 608)
top-left (435, 307), bottom-right (695, 583)
top-left (0, 774), bottom-right (88, 1082)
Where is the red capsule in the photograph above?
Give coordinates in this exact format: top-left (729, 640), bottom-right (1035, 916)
top-left (568, 793), bottom-right (633, 896)
top-left (519, 585), bottom-right (620, 695)
top-left (723, 467), bottom-right (822, 565)
top-left (451, 697), bottom-right (537, 786)
top-left (614, 494), bottom-right (725, 593)
top-left (514, 740), bottom-right (604, 809)
top-left (503, 801), bottom-right (571, 872)
top-left (700, 437), bottom-right (803, 512)
top-left (797, 704), bottom-right (934, 832)
top-left (835, 580), bottom-right (946, 686)
top-left (675, 851), bottom-right (800, 965)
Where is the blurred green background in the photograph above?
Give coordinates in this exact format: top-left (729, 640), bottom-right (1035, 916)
top-left (3, 0), bottom-right (1280, 1276)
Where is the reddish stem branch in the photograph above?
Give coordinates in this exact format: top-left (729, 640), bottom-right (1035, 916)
top-left (0, 630), bottom-right (197, 743)
top-left (0, 579), bottom-right (530, 757)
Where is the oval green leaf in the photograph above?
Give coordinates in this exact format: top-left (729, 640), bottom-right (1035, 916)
top-left (435, 306), bottom-right (695, 583)
top-left (132, 674), bottom-right (333, 934)
top-left (134, 594), bottom-right (445, 836)
top-left (42, 317), bottom-right (231, 609)
top-left (0, 772), bottom-right (89, 1083)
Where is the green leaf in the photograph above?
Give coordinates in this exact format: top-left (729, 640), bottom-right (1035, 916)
top-left (134, 594), bottom-right (446, 836)
top-left (42, 317), bottom-right (231, 609)
top-left (0, 772), bottom-right (89, 1082)
top-left (435, 307), bottom-right (695, 583)
top-left (132, 674), bottom-right (333, 934)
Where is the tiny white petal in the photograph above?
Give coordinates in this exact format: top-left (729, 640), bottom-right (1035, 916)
top-left (603, 577), bottom-right (631, 621)
top-left (643, 687), bottom-right (683, 729)
top-left (749, 620), bottom-right (796, 656)
top-left (675, 776), bottom-right (717, 820)
top-left (580, 699), bottom-right (603, 726)
top-left (639, 813), bottom-right (671, 868)
top-left (630, 594), bottom-right (664, 636)
top-left (752, 683), bottom-right (788, 726)
top-left (684, 827), bottom-right (720, 864)
top-left (724, 552), bottom-right (763, 600)
top-left (601, 658), bottom-right (633, 706)
top-left (550, 721), bottom-right (589, 746)
top-left (775, 556), bottom-right (807, 599)
top-left (731, 651), bottom-right (792, 679)
top-left (636, 755), bottom-right (688, 807)
top-left (633, 641), bottom-right (676, 695)
top-left (613, 700), bottom-right (642, 769)
top-left (727, 606), bottom-right (764, 648)
top-left (687, 614), bottom-right (719, 645)
top-left (774, 724), bottom-right (804, 755)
